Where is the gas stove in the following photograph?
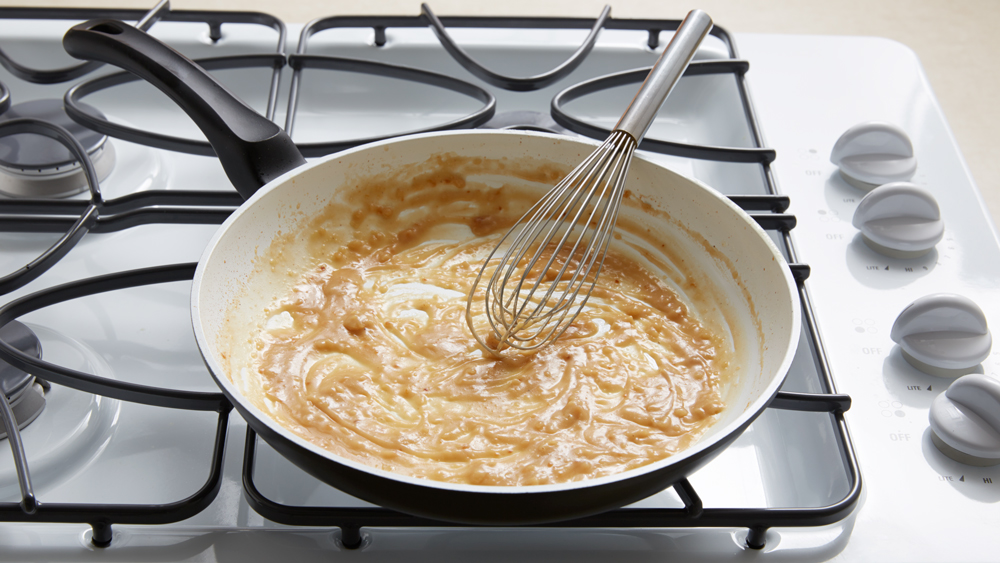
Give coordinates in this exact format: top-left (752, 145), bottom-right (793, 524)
top-left (0, 4), bottom-right (995, 562)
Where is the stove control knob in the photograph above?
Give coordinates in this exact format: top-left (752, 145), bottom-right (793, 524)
top-left (830, 122), bottom-right (916, 190)
top-left (929, 374), bottom-right (1000, 466)
top-left (890, 294), bottom-right (992, 377)
top-left (852, 182), bottom-right (943, 258)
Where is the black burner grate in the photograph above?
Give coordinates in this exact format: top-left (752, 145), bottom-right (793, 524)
top-left (0, 4), bottom-right (861, 552)
top-left (0, 5), bottom-right (281, 295)
top-left (240, 193), bottom-right (858, 550)
top-left (0, 263), bottom-right (231, 547)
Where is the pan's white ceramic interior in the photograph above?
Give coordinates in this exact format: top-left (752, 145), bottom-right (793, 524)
top-left (192, 130), bottom-right (800, 491)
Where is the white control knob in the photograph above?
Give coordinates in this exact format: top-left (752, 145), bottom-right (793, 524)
top-left (851, 182), bottom-right (943, 258)
top-left (929, 374), bottom-right (1000, 466)
top-left (890, 294), bottom-right (992, 377)
top-left (830, 122), bottom-right (917, 190)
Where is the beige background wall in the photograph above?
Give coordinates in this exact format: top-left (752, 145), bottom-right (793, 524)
top-left (4, 0), bottom-right (998, 230)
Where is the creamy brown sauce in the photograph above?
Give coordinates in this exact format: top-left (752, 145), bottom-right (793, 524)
top-left (243, 154), bottom-right (731, 486)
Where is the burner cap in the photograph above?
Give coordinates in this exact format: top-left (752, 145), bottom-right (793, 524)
top-left (0, 321), bottom-right (46, 439)
top-left (0, 99), bottom-right (108, 170)
top-left (0, 321), bottom-right (41, 396)
top-left (0, 99), bottom-right (116, 198)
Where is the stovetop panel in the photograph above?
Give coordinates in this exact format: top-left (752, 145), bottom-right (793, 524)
top-left (0, 8), bottom-right (993, 561)
top-left (740, 32), bottom-right (1000, 562)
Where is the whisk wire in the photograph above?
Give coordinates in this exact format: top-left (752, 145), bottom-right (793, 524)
top-left (530, 135), bottom-right (635, 336)
top-left (467, 9), bottom-right (713, 354)
top-left (511, 133), bottom-right (634, 330)
top-left (473, 131), bottom-right (637, 351)
top-left (482, 138), bottom-right (617, 336)
top-left (500, 135), bottom-right (624, 321)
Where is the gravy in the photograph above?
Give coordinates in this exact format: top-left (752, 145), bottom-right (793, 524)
top-left (243, 154), bottom-right (731, 486)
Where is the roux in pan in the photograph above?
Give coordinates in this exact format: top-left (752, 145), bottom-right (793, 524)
top-left (244, 154), bottom-right (732, 486)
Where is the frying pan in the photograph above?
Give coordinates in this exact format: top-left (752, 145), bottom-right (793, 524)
top-left (62, 19), bottom-right (800, 525)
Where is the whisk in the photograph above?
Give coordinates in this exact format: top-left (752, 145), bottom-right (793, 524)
top-left (466, 10), bottom-right (713, 354)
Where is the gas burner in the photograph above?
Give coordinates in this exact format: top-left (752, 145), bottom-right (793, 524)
top-left (0, 99), bottom-right (115, 198)
top-left (0, 320), bottom-right (45, 440)
top-left (481, 110), bottom-right (570, 134)
top-left (0, 323), bottom-right (120, 501)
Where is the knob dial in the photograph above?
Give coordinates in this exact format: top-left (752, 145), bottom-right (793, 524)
top-left (929, 374), bottom-right (1000, 466)
top-left (852, 182), bottom-right (943, 258)
top-left (890, 294), bottom-right (992, 377)
top-left (830, 122), bottom-right (917, 190)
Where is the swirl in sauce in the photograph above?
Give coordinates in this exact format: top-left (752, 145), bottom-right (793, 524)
top-left (246, 154), bottom-right (731, 486)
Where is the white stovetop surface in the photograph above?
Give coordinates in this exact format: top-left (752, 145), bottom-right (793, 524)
top-left (738, 32), bottom-right (1000, 562)
top-left (0, 8), bottom-right (997, 563)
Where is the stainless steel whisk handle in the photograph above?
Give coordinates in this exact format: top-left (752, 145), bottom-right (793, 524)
top-left (613, 9), bottom-right (713, 142)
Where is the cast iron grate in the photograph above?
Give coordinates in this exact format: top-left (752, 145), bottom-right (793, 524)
top-left (0, 3), bottom-right (280, 295)
top-left (240, 9), bottom-right (860, 550)
top-left (0, 263), bottom-right (231, 547)
top-left (0, 4), bottom-right (862, 551)
top-left (240, 195), bottom-right (859, 550)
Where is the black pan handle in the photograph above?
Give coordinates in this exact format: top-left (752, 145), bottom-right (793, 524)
top-left (63, 19), bottom-right (306, 201)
